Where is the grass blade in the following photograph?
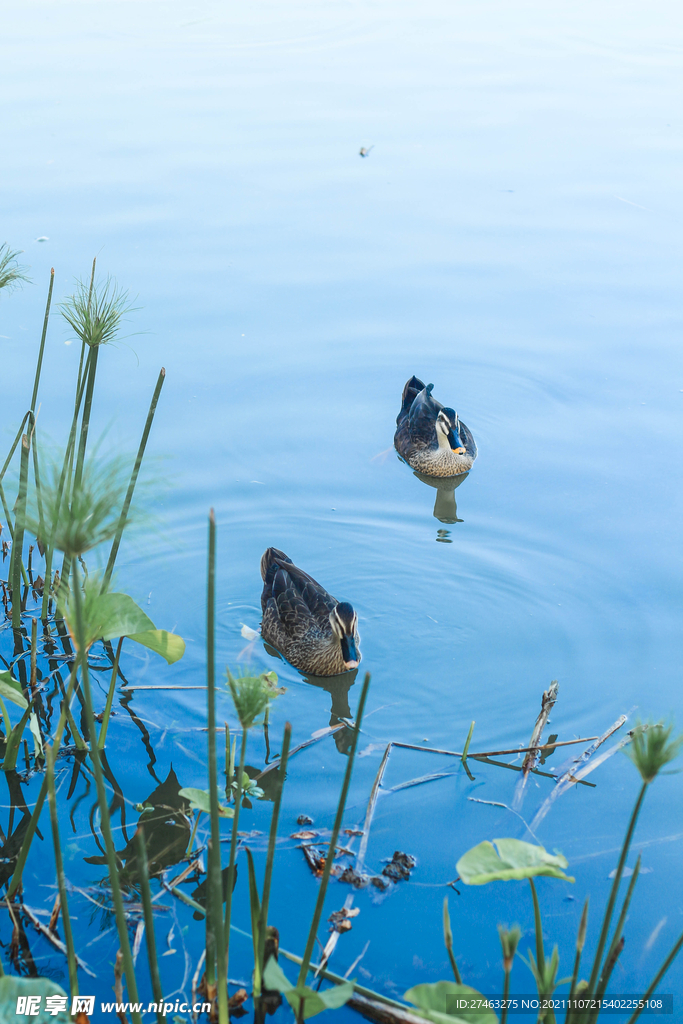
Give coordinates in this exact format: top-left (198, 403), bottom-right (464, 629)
top-left (102, 368), bottom-right (165, 590)
top-left (135, 827), bottom-right (166, 1024)
top-left (256, 722), bottom-right (292, 996)
top-left (206, 510), bottom-right (228, 1023)
top-left (98, 637), bottom-right (124, 749)
top-left (30, 268), bottom-right (55, 414)
top-left (529, 878), bottom-right (545, 976)
top-left (586, 782), bottom-right (648, 998)
top-left (297, 672), bottom-right (371, 987)
top-left (70, 560), bottom-right (142, 1023)
top-left (46, 746), bottom-right (78, 999)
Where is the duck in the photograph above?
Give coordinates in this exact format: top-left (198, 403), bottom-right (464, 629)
top-left (394, 375), bottom-right (477, 478)
top-left (260, 548), bottom-right (361, 677)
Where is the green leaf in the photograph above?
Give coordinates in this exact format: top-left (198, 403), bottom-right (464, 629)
top-left (0, 975), bottom-right (70, 1023)
top-left (456, 838), bottom-right (574, 885)
top-left (316, 983), bottom-right (356, 1012)
top-left (2, 704), bottom-right (32, 772)
top-left (263, 958), bottom-right (294, 993)
top-left (178, 787), bottom-right (233, 818)
top-left (129, 629), bottom-right (186, 664)
top-left (262, 959), bottom-right (354, 1019)
top-left (404, 982), bottom-right (499, 1024)
top-left (0, 671), bottom-right (28, 710)
top-left (96, 592), bottom-right (155, 641)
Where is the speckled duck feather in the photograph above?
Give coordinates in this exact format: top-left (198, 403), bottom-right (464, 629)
top-left (260, 548), bottom-right (361, 677)
top-left (394, 375), bottom-right (477, 478)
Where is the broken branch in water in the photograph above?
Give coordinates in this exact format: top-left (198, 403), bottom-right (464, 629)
top-left (529, 714), bottom-right (630, 831)
top-left (255, 724), bottom-right (346, 781)
top-left (21, 903), bottom-right (96, 977)
top-left (513, 680), bottom-right (559, 809)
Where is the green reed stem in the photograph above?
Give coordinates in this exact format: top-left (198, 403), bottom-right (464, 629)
top-left (224, 727), bottom-right (248, 974)
top-left (586, 782), bottom-right (648, 999)
top-left (443, 897), bottom-right (462, 984)
top-left (102, 367), bottom-right (165, 591)
top-left (501, 968), bottom-right (510, 1024)
top-left (135, 827), bottom-right (165, 1024)
top-left (529, 878), bottom-right (545, 977)
top-left (206, 510), bottom-right (228, 1024)
top-left (73, 344), bottom-right (99, 493)
top-left (98, 637), bottom-right (124, 749)
top-left (42, 362), bottom-right (89, 619)
top-left (255, 722), bottom-right (292, 997)
top-left (70, 560), bottom-right (142, 1023)
top-left (7, 660), bottom-right (79, 898)
top-left (297, 672), bottom-right (371, 988)
top-left (46, 745), bottom-right (78, 999)
top-left (186, 811), bottom-right (202, 856)
top-left (588, 857), bottom-right (642, 1023)
top-left (566, 899), bottom-right (589, 1024)
top-left (74, 259), bottom-right (95, 399)
top-left (0, 413), bottom-right (30, 484)
top-left (462, 720), bottom-right (475, 765)
top-left (11, 429), bottom-right (32, 630)
top-left (30, 268), bottom-right (54, 414)
top-left (624, 929), bottom-right (683, 1024)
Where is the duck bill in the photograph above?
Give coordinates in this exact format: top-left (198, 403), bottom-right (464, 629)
top-left (340, 635), bottom-right (359, 670)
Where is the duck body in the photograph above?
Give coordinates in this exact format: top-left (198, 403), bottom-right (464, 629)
top-left (260, 548), bottom-right (360, 677)
top-left (394, 375), bottom-right (477, 478)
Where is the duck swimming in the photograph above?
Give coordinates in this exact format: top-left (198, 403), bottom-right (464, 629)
top-left (394, 375), bottom-right (477, 478)
top-left (260, 548), bottom-right (361, 677)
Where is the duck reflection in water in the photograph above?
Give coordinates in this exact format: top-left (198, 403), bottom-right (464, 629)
top-left (263, 638), bottom-right (358, 756)
top-left (412, 468), bottom-right (470, 525)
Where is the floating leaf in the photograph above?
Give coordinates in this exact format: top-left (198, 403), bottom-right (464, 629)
top-left (96, 592), bottom-right (155, 641)
top-left (0, 976), bottom-right (70, 1023)
top-left (0, 671), bottom-right (28, 711)
top-left (405, 981), bottom-right (498, 1024)
top-left (263, 958), bottom-right (354, 1019)
top-left (178, 787), bottom-right (233, 818)
top-left (129, 629), bottom-right (186, 665)
top-left (457, 838), bottom-right (574, 885)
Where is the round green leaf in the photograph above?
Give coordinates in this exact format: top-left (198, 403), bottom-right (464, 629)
top-left (456, 838), bottom-right (574, 885)
top-left (404, 982), bottom-right (498, 1024)
top-left (178, 787), bottom-right (233, 817)
top-left (0, 977), bottom-right (70, 1023)
top-left (129, 628), bottom-right (186, 664)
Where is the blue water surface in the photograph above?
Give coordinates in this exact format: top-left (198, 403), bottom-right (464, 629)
top-left (2, 0), bottom-right (683, 1018)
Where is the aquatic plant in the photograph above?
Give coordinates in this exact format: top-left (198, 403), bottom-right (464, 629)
top-left (2, 261), bottom-right (682, 1024)
top-left (0, 243), bottom-right (30, 293)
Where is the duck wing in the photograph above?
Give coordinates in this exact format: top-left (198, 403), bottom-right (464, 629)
top-left (407, 383), bottom-right (443, 445)
top-left (263, 566), bottom-right (318, 640)
top-left (396, 375), bottom-right (427, 425)
top-left (261, 548), bottom-right (337, 621)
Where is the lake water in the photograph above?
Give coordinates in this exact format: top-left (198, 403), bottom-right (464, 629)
top-left (2, 0), bottom-right (683, 1017)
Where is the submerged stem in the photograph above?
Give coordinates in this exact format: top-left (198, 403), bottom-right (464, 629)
top-left (297, 672), bottom-right (371, 987)
top-left (46, 746), bottom-right (78, 999)
top-left (98, 637), bottom-right (124, 749)
top-left (586, 782), bottom-right (648, 998)
top-left (224, 728), bottom-right (248, 977)
top-left (71, 561), bottom-right (142, 1022)
top-left (206, 510), bottom-right (228, 1024)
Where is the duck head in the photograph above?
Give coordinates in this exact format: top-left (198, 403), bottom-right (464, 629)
top-left (329, 602), bottom-right (360, 670)
top-left (436, 407), bottom-right (465, 452)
